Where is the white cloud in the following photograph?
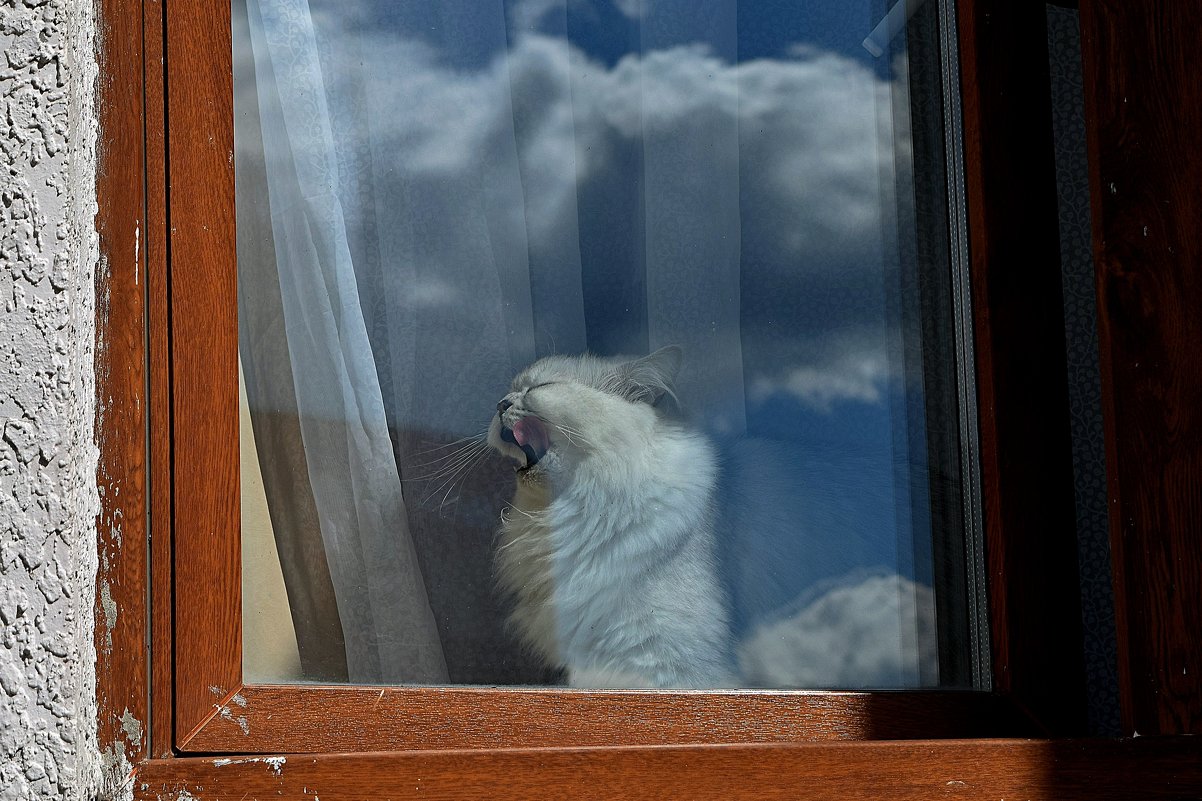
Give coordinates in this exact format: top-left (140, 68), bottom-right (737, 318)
top-left (748, 333), bottom-right (891, 412)
top-left (612, 0), bottom-right (648, 18)
top-left (237, 12), bottom-right (908, 429)
top-left (738, 570), bottom-right (938, 688)
top-left (751, 361), bottom-right (884, 410)
top-left (329, 31), bottom-right (891, 261)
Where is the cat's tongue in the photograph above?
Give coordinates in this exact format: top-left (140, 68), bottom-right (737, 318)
top-left (512, 417), bottom-right (549, 463)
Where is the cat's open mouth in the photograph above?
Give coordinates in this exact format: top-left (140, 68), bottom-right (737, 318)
top-left (501, 416), bottom-right (550, 471)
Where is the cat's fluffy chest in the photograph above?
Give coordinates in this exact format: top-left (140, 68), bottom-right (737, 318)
top-left (495, 479), bottom-right (559, 667)
top-left (496, 425), bottom-right (735, 687)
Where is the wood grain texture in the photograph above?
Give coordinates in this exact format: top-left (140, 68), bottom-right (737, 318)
top-left (136, 738), bottom-right (1202, 801)
top-left (95, 0), bottom-right (149, 770)
top-left (179, 686), bottom-right (1034, 753)
top-left (166, 0), bottom-right (242, 741)
top-left (1079, 0), bottom-right (1202, 735)
top-left (956, 0), bottom-right (1088, 734)
top-left (145, 0), bottom-right (174, 759)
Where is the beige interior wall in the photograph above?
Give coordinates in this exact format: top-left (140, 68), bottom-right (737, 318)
top-left (239, 358), bottom-right (305, 682)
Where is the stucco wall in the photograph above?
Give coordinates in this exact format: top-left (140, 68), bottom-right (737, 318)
top-left (0, 0), bottom-right (100, 798)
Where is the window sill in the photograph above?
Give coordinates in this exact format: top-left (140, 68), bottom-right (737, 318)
top-left (132, 737), bottom-right (1202, 800)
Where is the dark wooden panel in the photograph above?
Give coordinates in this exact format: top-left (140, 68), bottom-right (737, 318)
top-left (137, 738), bottom-right (1202, 801)
top-left (180, 686), bottom-right (1034, 753)
top-left (94, 0), bottom-right (149, 776)
top-left (1079, 0), bottom-right (1202, 735)
top-left (166, 0), bottom-right (242, 739)
top-left (956, 0), bottom-right (1088, 734)
top-left (144, 0), bottom-right (174, 759)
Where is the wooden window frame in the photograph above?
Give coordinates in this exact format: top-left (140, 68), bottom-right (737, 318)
top-left (93, 0), bottom-right (1202, 797)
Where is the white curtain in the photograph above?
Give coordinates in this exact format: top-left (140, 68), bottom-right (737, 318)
top-left (245, 0), bottom-right (448, 683)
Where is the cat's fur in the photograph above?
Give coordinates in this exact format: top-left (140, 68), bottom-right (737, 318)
top-left (487, 347), bottom-right (736, 687)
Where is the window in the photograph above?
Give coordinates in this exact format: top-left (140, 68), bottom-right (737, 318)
top-left (92, 0), bottom-right (1202, 797)
top-left (232, 0), bottom-right (980, 693)
top-left (176, 0), bottom-right (1059, 752)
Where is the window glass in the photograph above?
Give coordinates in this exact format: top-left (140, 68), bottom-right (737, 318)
top-left (234, 0), bottom-right (977, 689)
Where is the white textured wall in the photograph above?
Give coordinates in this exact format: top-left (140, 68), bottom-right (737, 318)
top-left (0, 0), bottom-right (100, 798)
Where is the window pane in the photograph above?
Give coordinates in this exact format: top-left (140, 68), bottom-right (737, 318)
top-left (234, 0), bottom-right (980, 689)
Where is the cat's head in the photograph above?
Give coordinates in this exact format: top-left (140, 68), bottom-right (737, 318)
top-left (487, 346), bottom-right (683, 477)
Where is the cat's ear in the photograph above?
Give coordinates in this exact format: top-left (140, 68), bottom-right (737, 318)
top-left (614, 345), bottom-right (682, 405)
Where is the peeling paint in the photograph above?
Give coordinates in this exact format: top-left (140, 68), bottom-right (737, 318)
top-left (212, 756), bottom-right (286, 776)
top-left (99, 741), bottom-right (135, 801)
top-left (120, 706), bottom-right (143, 748)
top-left (216, 703), bottom-right (250, 736)
top-left (99, 579), bottom-right (116, 652)
top-left (159, 792), bottom-right (200, 801)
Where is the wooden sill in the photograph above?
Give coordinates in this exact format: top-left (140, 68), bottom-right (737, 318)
top-left (134, 738), bottom-right (1202, 801)
top-left (178, 686), bottom-right (1035, 753)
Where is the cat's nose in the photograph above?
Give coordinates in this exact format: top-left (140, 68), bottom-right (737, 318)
top-left (497, 398), bottom-right (514, 414)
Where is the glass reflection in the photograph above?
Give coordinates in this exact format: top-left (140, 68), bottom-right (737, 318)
top-left (235, 0), bottom-right (969, 688)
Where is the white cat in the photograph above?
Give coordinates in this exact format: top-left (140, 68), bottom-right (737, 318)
top-left (487, 347), bottom-right (736, 688)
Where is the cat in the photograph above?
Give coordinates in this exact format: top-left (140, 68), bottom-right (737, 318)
top-left (487, 346), bottom-right (738, 688)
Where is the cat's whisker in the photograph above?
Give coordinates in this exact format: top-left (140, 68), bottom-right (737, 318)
top-left (409, 433), bottom-right (483, 457)
top-left (420, 440), bottom-right (493, 511)
top-left (414, 452), bottom-right (482, 502)
top-left (497, 502), bottom-right (540, 521)
top-left (408, 445), bottom-right (483, 471)
top-left (433, 446), bottom-right (493, 513)
top-left (553, 424), bottom-right (594, 448)
top-left (406, 457), bottom-right (482, 484)
top-left (496, 531), bottom-right (536, 551)
top-left (409, 439), bottom-right (490, 481)
top-left (553, 422), bottom-right (589, 439)
top-left (503, 504), bottom-right (539, 520)
top-left (420, 451), bottom-right (484, 502)
top-left (406, 434), bottom-right (488, 470)
top-left (409, 456), bottom-right (478, 484)
top-left (495, 529), bottom-right (538, 548)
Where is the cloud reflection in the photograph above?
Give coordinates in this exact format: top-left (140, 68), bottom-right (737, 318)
top-left (238, 1), bottom-right (908, 427)
top-left (748, 332), bottom-right (889, 411)
top-left (344, 26), bottom-right (894, 406)
top-left (738, 570), bottom-right (937, 688)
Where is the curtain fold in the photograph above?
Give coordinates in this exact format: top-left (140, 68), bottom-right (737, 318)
top-left (245, 0), bottom-right (447, 683)
top-left (639, 0), bottom-right (746, 434)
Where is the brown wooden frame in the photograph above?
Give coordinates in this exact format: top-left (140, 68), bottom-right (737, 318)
top-left (132, 738), bottom-right (1202, 801)
top-left (93, 0), bottom-right (1202, 796)
top-left (160, 0), bottom-right (1071, 756)
top-left (95, 0), bottom-right (151, 777)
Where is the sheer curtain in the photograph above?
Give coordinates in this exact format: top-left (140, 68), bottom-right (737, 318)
top-left (241, 0), bottom-right (447, 683)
